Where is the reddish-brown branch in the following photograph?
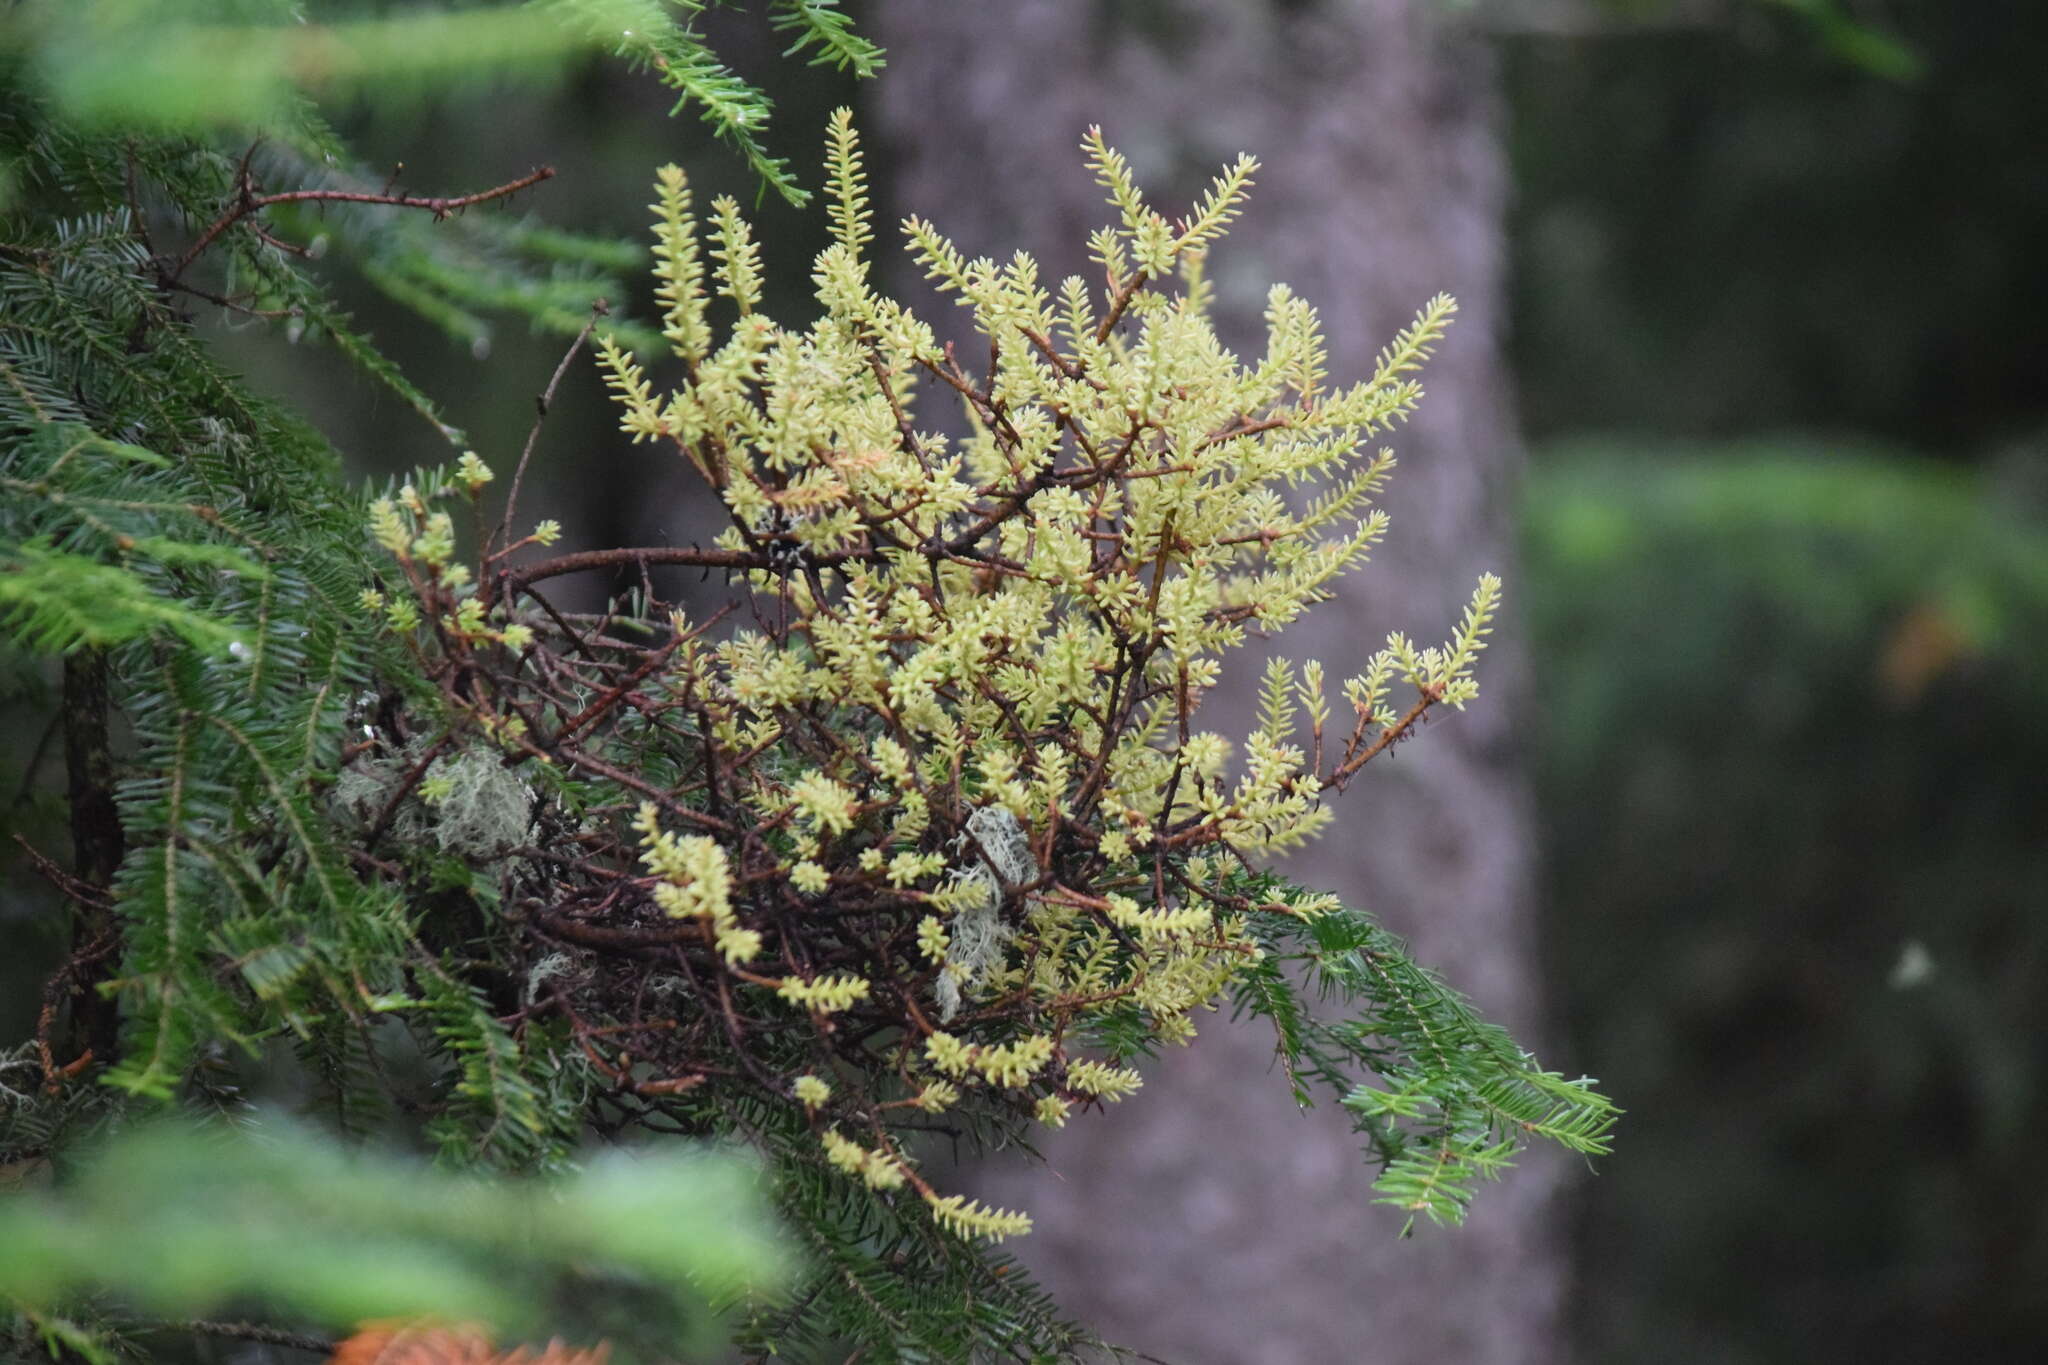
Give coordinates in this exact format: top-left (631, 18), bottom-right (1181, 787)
top-left (171, 164), bottom-right (555, 283)
top-left (13, 833), bottom-right (112, 912)
top-left (549, 623), bottom-right (692, 748)
top-left (1323, 686), bottom-right (1441, 791)
top-left (864, 348), bottom-right (933, 475)
top-left (1018, 326), bottom-right (1095, 384)
top-left (20, 831), bottom-right (120, 1089)
top-left (500, 545), bottom-right (768, 600)
top-left (553, 743), bottom-right (737, 836)
top-left (1197, 413), bottom-right (1290, 449)
top-left (538, 911), bottom-right (698, 951)
top-left (1094, 268), bottom-right (1150, 342)
top-left (254, 168), bottom-right (556, 216)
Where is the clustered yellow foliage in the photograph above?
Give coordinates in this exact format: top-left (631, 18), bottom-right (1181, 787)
top-left (367, 110), bottom-right (1500, 1242)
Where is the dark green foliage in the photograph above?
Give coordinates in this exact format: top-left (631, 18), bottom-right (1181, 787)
top-left (0, 95), bottom-right (416, 1110)
top-left (0, 23), bottom-right (614, 1178)
top-left (1506, 2), bottom-right (2048, 454)
top-left (416, 965), bottom-right (585, 1167)
top-left (769, 0), bottom-right (887, 79)
top-left (729, 1100), bottom-right (1104, 1363)
top-left (10, 1), bottom-right (876, 210)
top-left (537, 0), bottom-right (881, 207)
top-left (1232, 874), bottom-right (1615, 1231)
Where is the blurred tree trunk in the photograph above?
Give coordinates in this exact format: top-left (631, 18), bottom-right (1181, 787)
top-left (870, 3), bottom-right (1559, 1363)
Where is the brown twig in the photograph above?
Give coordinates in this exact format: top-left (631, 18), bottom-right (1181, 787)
top-left (170, 165), bottom-right (555, 284)
top-left (496, 300), bottom-right (609, 559)
top-left (1323, 686), bottom-right (1441, 791)
top-left (1093, 268), bottom-right (1150, 343)
top-left (504, 545), bottom-right (768, 598)
top-left (13, 833), bottom-right (113, 911)
top-left (20, 846), bottom-right (121, 1088)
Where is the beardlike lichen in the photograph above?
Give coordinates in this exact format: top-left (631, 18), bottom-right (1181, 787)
top-left (329, 737), bottom-right (531, 861)
top-left (934, 805), bottom-right (1035, 1022)
top-left (420, 751), bottom-right (532, 858)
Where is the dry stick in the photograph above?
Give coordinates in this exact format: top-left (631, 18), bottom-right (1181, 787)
top-left (1151, 660), bottom-right (1194, 905)
top-left (13, 833), bottom-right (112, 911)
top-left (161, 275), bottom-right (298, 319)
top-left (1018, 325), bottom-right (1095, 384)
top-left (504, 429), bottom-right (1126, 599)
top-left (248, 222), bottom-right (311, 259)
top-left (19, 850), bottom-right (118, 1089)
top-left (171, 165), bottom-right (555, 283)
top-left (30, 928), bottom-right (104, 1090)
top-left (865, 347), bottom-right (932, 475)
top-left (495, 300), bottom-right (609, 559)
top-left (1067, 638), bottom-right (1132, 818)
top-left (516, 583), bottom-right (604, 664)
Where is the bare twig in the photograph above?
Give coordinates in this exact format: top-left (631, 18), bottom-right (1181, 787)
top-left (496, 300), bottom-right (609, 558)
top-left (13, 834), bottom-right (112, 911)
top-left (171, 165), bottom-right (555, 284)
top-left (1323, 687), bottom-right (1442, 791)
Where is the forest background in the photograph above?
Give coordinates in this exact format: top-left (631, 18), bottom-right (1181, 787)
top-left (3, 2), bottom-right (2043, 1363)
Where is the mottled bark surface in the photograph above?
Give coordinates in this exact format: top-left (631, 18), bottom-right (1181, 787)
top-left (870, 3), bottom-right (1560, 1362)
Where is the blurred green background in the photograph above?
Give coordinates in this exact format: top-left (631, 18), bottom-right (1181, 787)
top-left (5, 2), bottom-right (2043, 1360)
top-left (1503, 8), bottom-right (2048, 1357)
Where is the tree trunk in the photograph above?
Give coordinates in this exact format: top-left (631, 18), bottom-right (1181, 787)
top-left (869, 3), bottom-right (1559, 1362)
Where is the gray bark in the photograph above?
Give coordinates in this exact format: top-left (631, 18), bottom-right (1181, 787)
top-left (869, 3), bottom-right (1559, 1362)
